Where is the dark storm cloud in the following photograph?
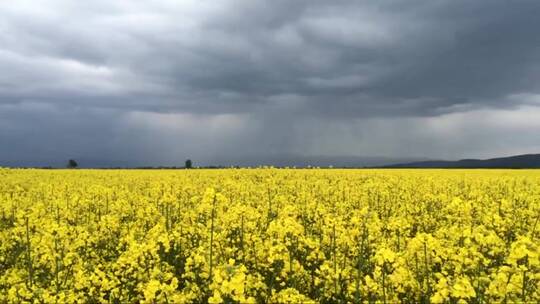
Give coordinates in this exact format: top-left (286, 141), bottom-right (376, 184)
top-left (2, 0), bottom-right (540, 166)
top-left (3, 0), bottom-right (540, 115)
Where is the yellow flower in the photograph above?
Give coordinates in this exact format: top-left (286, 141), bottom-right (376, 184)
top-left (208, 291), bottom-right (223, 304)
top-left (1, 168), bottom-right (539, 303)
top-left (451, 276), bottom-right (476, 299)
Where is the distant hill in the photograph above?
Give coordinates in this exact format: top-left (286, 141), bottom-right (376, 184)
top-left (213, 155), bottom-right (428, 168)
top-left (383, 154), bottom-right (540, 168)
top-left (0, 155), bottom-right (428, 169)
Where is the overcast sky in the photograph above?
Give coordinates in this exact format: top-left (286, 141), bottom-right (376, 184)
top-left (1, 0), bottom-right (540, 167)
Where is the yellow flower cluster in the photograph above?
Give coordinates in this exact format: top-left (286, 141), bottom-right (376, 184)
top-left (0, 168), bottom-right (539, 303)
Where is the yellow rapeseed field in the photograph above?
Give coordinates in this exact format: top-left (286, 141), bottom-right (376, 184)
top-left (0, 168), bottom-right (539, 303)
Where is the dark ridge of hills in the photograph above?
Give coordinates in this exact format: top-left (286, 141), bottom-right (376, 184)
top-left (212, 155), bottom-right (428, 168)
top-left (382, 153), bottom-right (540, 168)
top-left (0, 155), bottom-right (428, 169)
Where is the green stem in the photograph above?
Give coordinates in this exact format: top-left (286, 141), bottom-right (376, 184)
top-left (209, 194), bottom-right (217, 282)
top-left (240, 215), bottom-right (245, 263)
top-left (424, 241), bottom-right (431, 300)
top-left (333, 224), bottom-right (337, 297)
top-left (382, 265), bottom-right (387, 304)
top-left (55, 235), bottom-right (60, 294)
top-left (25, 217), bottom-right (33, 287)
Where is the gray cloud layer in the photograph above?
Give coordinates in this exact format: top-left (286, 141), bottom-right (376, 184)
top-left (1, 0), bottom-right (540, 166)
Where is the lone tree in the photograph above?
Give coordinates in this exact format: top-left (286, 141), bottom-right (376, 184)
top-left (67, 159), bottom-right (78, 169)
top-left (185, 159), bottom-right (192, 169)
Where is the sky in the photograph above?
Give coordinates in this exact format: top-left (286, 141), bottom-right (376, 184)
top-left (1, 0), bottom-right (540, 167)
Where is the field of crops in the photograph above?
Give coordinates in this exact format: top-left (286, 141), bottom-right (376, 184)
top-left (0, 168), bottom-right (538, 303)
